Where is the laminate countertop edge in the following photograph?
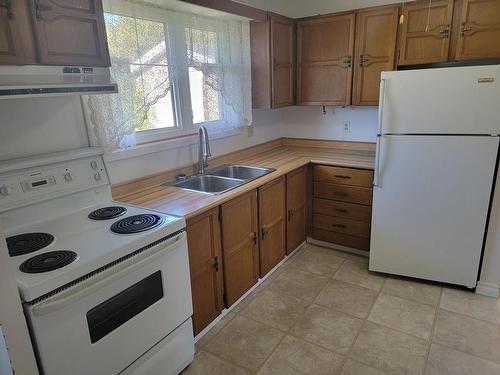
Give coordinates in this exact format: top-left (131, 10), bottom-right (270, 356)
top-left (114, 143), bottom-right (375, 220)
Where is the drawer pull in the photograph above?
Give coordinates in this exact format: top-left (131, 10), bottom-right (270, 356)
top-left (333, 175), bottom-right (352, 179)
top-left (334, 208), bottom-right (348, 213)
top-left (334, 192), bottom-right (349, 197)
top-left (332, 224), bottom-right (347, 229)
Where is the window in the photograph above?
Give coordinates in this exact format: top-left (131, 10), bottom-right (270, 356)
top-left (104, 13), bottom-right (176, 134)
top-left (88, 1), bottom-right (251, 152)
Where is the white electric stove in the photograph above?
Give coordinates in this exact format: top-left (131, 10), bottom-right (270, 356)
top-left (0, 148), bottom-right (194, 375)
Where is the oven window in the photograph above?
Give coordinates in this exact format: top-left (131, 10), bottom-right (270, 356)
top-left (86, 271), bottom-right (164, 343)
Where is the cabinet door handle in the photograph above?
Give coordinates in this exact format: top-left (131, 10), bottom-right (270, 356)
top-left (0, 0), bottom-right (13, 19)
top-left (273, 58), bottom-right (279, 71)
top-left (342, 56), bottom-right (352, 68)
top-left (334, 208), bottom-right (348, 214)
top-left (334, 175), bottom-right (352, 179)
top-left (261, 227), bottom-right (269, 240)
top-left (213, 256), bottom-right (219, 271)
top-left (288, 210), bottom-right (294, 222)
top-left (251, 231), bottom-right (257, 245)
top-left (460, 23), bottom-right (472, 36)
top-left (332, 224), bottom-right (347, 229)
top-left (35, 1), bottom-right (52, 20)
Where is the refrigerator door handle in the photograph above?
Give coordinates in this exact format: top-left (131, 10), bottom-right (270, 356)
top-left (374, 78), bottom-right (387, 187)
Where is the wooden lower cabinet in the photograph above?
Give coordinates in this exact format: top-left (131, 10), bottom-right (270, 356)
top-left (220, 190), bottom-right (259, 306)
top-left (186, 208), bottom-right (224, 335)
top-left (258, 177), bottom-right (286, 277)
top-left (286, 166), bottom-right (307, 254)
top-left (312, 165), bottom-right (373, 252)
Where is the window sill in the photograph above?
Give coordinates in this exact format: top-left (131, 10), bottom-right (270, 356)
top-left (104, 127), bottom-right (244, 163)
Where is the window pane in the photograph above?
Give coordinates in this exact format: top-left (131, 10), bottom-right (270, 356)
top-left (186, 28), bottom-right (222, 124)
top-left (104, 13), bottom-right (175, 132)
top-left (189, 67), bottom-right (221, 124)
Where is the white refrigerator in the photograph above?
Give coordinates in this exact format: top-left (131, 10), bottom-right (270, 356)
top-left (369, 65), bottom-right (500, 288)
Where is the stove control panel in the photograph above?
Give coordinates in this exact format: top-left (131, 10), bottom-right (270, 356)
top-left (0, 156), bottom-right (109, 211)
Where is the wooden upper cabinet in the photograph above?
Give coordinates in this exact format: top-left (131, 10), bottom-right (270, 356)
top-left (297, 13), bottom-right (356, 106)
top-left (258, 177), bottom-right (286, 277)
top-left (398, 0), bottom-right (454, 65)
top-left (220, 190), bottom-right (259, 307)
top-left (270, 14), bottom-right (295, 107)
top-left (353, 5), bottom-right (399, 106)
top-left (286, 166), bottom-right (307, 254)
top-left (453, 0), bottom-right (500, 61)
top-left (186, 208), bottom-right (224, 336)
top-left (31, 0), bottom-right (110, 66)
top-left (0, 0), bottom-right (36, 64)
top-left (250, 13), bottom-right (294, 108)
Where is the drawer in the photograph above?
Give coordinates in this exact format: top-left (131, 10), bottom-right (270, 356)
top-left (312, 228), bottom-right (370, 251)
top-left (313, 198), bottom-right (371, 223)
top-left (314, 182), bottom-right (372, 205)
top-left (314, 165), bottom-right (373, 187)
top-left (313, 214), bottom-right (370, 238)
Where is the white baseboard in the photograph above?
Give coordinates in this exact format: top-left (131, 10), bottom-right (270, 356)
top-left (194, 240), bottom-right (306, 343)
top-left (476, 282), bottom-right (499, 298)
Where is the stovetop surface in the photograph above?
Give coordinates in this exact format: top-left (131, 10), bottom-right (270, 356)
top-left (6, 202), bottom-right (185, 302)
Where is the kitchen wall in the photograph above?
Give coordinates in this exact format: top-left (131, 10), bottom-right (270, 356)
top-left (0, 97), bottom-right (88, 161)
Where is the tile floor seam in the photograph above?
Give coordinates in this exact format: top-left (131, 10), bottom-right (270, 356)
top-left (347, 320), bottom-right (430, 375)
top-left (366, 292), bottom-right (440, 342)
top-left (430, 308), bottom-right (500, 367)
top-left (438, 303), bottom-right (500, 327)
top-left (340, 278), bottom-right (384, 374)
top-left (423, 286), bottom-right (443, 375)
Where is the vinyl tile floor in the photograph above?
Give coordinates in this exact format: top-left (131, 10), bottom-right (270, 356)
top-left (182, 243), bottom-right (500, 375)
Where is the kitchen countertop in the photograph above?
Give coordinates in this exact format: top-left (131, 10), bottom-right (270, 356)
top-left (115, 140), bottom-right (375, 219)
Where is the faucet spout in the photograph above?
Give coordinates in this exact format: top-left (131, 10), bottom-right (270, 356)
top-left (198, 126), bottom-right (211, 174)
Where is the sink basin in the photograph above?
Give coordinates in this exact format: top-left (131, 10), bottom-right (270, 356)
top-left (209, 165), bottom-right (275, 180)
top-left (169, 175), bottom-right (245, 195)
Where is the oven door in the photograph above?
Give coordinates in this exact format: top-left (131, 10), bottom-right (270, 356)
top-left (25, 231), bottom-right (193, 375)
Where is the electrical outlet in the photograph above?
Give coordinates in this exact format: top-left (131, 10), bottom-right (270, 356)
top-left (343, 121), bottom-right (351, 133)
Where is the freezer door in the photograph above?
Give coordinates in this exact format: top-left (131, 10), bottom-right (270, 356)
top-left (380, 65), bottom-right (500, 135)
top-left (370, 135), bottom-right (499, 287)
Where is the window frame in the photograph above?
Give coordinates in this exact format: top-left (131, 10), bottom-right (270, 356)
top-left (103, 2), bottom-right (237, 146)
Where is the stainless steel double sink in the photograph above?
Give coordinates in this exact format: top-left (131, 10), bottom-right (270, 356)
top-left (167, 165), bottom-right (276, 195)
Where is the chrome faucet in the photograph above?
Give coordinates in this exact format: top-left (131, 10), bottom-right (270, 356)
top-left (197, 126), bottom-right (211, 174)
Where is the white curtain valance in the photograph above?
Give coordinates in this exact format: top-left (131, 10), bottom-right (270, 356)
top-left (87, 0), bottom-right (252, 152)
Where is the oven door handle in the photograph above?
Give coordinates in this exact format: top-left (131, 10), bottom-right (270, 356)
top-left (30, 231), bottom-right (186, 317)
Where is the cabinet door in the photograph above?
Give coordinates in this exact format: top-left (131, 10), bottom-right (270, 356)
top-left (297, 13), bottom-right (355, 105)
top-left (0, 0), bottom-right (36, 64)
top-left (353, 6), bottom-right (399, 106)
top-left (259, 177), bottom-right (286, 277)
top-left (286, 166), bottom-right (307, 254)
top-left (454, 0), bottom-right (500, 61)
top-left (31, 0), bottom-right (110, 66)
top-left (186, 208), bottom-right (224, 335)
top-left (221, 190), bottom-right (259, 306)
top-left (271, 14), bottom-right (294, 107)
top-left (398, 0), bottom-right (454, 65)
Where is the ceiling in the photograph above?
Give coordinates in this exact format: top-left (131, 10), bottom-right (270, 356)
top-left (235, 0), bottom-right (409, 18)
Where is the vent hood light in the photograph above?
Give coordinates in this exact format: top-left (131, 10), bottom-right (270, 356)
top-left (0, 65), bottom-right (118, 99)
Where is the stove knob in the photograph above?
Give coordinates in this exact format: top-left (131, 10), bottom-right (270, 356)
top-left (90, 160), bottom-right (98, 169)
top-left (0, 185), bottom-right (11, 196)
top-left (64, 172), bottom-right (72, 182)
top-left (94, 172), bottom-right (102, 181)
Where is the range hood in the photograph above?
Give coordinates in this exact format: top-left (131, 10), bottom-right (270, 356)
top-left (0, 65), bottom-right (118, 99)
